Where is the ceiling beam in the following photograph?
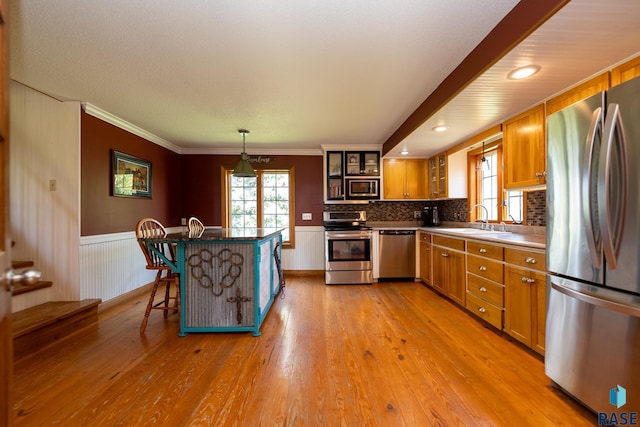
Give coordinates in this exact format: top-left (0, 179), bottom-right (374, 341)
top-left (382, 0), bottom-right (570, 156)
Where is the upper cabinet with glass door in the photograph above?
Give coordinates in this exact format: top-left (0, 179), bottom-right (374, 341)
top-left (326, 151), bottom-right (344, 201)
top-left (345, 151), bottom-right (380, 176)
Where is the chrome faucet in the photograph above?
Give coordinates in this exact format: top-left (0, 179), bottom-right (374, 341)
top-left (470, 204), bottom-right (489, 230)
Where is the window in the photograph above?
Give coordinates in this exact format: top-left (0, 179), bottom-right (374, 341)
top-left (470, 144), bottom-right (524, 224)
top-left (224, 168), bottom-right (295, 247)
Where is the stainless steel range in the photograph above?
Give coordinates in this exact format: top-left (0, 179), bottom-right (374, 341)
top-left (323, 211), bottom-right (372, 285)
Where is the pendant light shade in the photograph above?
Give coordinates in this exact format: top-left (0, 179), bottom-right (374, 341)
top-left (232, 129), bottom-right (256, 177)
top-left (480, 140), bottom-right (490, 172)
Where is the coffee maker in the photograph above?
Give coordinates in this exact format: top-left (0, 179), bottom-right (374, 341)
top-left (421, 206), bottom-right (439, 227)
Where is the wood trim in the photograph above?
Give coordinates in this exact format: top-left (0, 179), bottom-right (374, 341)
top-left (382, 0), bottom-right (570, 155)
top-left (610, 55), bottom-right (640, 86)
top-left (221, 167), bottom-right (296, 248)
top-left (545, 72), bottom-right (610, 116)
top-left (447, 124), bottom-right (502, 155)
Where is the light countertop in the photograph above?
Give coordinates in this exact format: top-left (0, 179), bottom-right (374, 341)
top-left (368, 221), bottom-right (546, 249)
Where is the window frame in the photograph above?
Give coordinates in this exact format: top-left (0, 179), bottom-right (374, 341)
top-left (221, 167), bottom-right (296, 248)
top-left (467, 142), bottom-right (526, 224)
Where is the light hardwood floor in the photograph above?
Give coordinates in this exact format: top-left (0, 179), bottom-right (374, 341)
top-left (13, 276), bottom-right (594, 426)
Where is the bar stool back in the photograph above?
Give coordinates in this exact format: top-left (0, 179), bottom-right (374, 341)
top-left (187, 216), bottom-right (205, 236)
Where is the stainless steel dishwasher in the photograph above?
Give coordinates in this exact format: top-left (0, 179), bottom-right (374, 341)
top-left (378, 230), bottom-right (416, 280)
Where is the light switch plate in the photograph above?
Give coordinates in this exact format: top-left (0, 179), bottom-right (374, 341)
top-left (302, 213), bottom-right (312, 220)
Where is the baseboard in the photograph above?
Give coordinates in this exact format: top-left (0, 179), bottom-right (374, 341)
top-left (284, 270), bottom-right (324, 277)
top-left (98, 282), bottom-right (154, 314)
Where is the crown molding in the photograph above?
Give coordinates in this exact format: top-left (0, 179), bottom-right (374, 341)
top-left (81, 103), bottom-right (183, 153)
top-left (179, 147), bottom-right (323, 156)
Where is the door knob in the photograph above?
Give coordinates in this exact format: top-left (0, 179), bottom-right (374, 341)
top-left (4, 268), bottom-right (42, 292)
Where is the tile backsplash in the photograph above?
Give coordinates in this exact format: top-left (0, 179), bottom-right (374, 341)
top-left (323, 190), bottom-right (547, 226)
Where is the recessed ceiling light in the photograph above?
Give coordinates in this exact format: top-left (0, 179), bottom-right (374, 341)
top-left (507, 64), bottom-right (541, 80)
top-left (400, 148), bottom-right (409, 155)
top-left (432, 126), bottom-right (447, 132)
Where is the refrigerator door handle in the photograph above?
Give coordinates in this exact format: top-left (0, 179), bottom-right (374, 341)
top-left (551, 282), bottom-right (640, 318)
top-left (582, 107), bottom-right (603, 267)
top-left (598, 103), bottom-right (627, 270)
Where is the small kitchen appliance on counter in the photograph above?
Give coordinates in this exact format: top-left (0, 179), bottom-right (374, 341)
top-left (421, 206), bottom-right (439, 227)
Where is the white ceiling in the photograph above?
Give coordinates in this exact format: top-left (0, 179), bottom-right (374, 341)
top-left (8, 1), bottom-right (640, 158)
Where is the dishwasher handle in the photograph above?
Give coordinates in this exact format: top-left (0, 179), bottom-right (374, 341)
top-left (379, 230), bottom-right (416, 235)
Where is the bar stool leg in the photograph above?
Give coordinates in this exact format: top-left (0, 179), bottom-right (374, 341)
top-left (140, 270), bottom-right (163, 334)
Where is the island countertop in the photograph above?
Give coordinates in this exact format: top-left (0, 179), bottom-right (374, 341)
top-left (152, 228), bottom-right (283, 242)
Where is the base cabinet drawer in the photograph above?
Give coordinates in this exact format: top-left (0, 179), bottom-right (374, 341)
top-left (467, 273), bottom-right (504, 307)
top-left (466, 291), bottom-right (503, 330)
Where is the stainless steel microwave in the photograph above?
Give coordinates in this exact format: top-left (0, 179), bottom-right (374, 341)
top-left (345, 178), bottom-right (379, 200)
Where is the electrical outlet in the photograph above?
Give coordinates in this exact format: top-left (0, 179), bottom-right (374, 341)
top-left (181, 217), bottom-right (186, 225)
top-left (302, 213), bottom-right (312, 220)
top-left (413, 210), bottom-right (421, 219)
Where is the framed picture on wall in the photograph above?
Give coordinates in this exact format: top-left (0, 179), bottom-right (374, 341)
top-left (112, 150), bottom-right (152, 198)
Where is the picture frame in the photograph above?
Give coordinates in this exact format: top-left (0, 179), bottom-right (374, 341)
top-left (112, 150), bottom-right (152, 198)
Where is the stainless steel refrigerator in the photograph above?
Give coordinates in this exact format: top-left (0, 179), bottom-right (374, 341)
top-left (545, 78), bottom-right (640, 412)
top-left (546, 76), bottom-right (640, 414)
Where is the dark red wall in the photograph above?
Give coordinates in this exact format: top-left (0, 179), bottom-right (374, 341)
top-left (81, 112), bottom-right (183, 235)
top-left (81, 111), bottom-right (325, 235)
top-left (179, 154), bottom-right (324, 227)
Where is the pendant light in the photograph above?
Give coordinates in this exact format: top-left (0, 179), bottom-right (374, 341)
top-left (480, 140), bottom-right (490, 172)
top-left (232, 129), bottom-right (256, 177)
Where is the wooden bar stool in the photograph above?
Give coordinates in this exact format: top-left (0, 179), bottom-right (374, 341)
top-left (187, 216), bottom-right (205, 237)
top-left (136, 218), bottom-right (180, 333)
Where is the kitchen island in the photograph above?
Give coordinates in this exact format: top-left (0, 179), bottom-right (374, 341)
top-left (143, 228), bottom-right (283, 336)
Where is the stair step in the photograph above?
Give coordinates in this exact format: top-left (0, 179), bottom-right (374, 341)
top-left (12, 280), bottom-right (53, 296)
top-left (12, 299), bottom-right (101, 360)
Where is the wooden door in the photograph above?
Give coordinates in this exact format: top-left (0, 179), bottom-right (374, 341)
top-left (382, 159), bottom-right (406, 199)
top-left (446, 250), bottom-right (466, 306)
top-left (431, 247), bottom-right (447, 294)
top-left (405, 159), bottom-right (428, 199)
top-left (503, 104), bottom-right (546, 189)
top-left (419, 240), bottom-right (431, 285)
top-left (532, 270), bottom-right (547, 355)
top-left (504, 265), bottom-right (532, 346)
top-left (0, 0), bottom-right (11, 424)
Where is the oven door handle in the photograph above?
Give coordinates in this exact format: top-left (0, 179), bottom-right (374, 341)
top-left (326, 233), bottom-right (372, 239)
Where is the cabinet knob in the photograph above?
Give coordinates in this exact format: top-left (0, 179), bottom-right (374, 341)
top-left (441, 253), bottom-right (449, 257)
top-left (479, 248), bottom-right (487, 253)
top-left (478, 307), bottom-right (486, 313)
top-left (535, 172), bottom-right (544, 178)
top-left (527, 278), bottom-right (535, 284)
top-left (479, 266), bottom-right (487, 271)
top-left (525, 257), bottom-right (537, 264)
top-left (521, 277), bottom-right (529, 283)
top-left (479, 286), bottom-right (487, 293)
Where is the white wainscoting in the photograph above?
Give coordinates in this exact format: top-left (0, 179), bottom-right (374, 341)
top-left (281, 226), bottom-right (325, 271)
top-left (79, 232), bottom-right (156, 302)
top-left (79, 226), bottom-right (325, 304)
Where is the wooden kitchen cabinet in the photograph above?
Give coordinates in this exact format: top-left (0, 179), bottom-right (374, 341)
top-left (504, 247), bottom-right (547, 355)
top-left (545, 73), bottom-right (610, 116)
top-left (419, 232), bottom-right (432, 285)
top-left (611, 56), bottom-right (640, 86)
top-left (428, 153), bottom-right (447, 198)
top-left (383, 158), bottom-right (428, 199)
top-left (503, 104), bottom-right (546, 189)
top-left (426, 150), bottom-right (467, 200)
top-left (465, 240), bottom-right (505, 330)
top-left (432, 236), bottom-right (465, 305)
